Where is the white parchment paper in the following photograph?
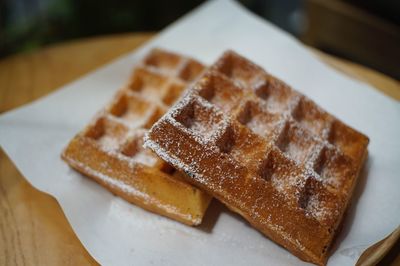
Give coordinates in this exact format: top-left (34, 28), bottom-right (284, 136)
top-left (1, 1), bottom-right (399, 265)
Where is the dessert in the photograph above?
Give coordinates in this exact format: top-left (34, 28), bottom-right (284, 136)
top-left (62, 48), bottom-right (212, 225)
top-left (145, 50), bottom-right (369, 264)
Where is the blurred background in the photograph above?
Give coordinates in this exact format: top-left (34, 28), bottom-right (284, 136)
top-left (0, 0), bottom-right (399, 79)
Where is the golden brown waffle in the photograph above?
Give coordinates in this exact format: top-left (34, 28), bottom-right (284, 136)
top-left (145, 50), bottom-right (369, 265)
top-left (62, 48), bottom-right (211, 225)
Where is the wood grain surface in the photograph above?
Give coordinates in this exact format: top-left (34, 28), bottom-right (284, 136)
top-left (0, 33), bottom-right (399, 266)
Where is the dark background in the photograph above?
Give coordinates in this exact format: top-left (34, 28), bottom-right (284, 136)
top-left (1, 0), bottom-right (399, 79)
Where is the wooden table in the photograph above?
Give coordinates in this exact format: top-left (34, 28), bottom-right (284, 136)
top-left (0, 33), bottom-right (399, 266)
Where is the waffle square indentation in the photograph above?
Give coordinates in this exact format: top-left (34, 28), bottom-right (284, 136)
top-left (276, 122), bottom-right (319, 165)
top-left (237, 100), bottom-right (281, 138)
top-left (85, 117), bottom-right (129, 151)
top-left (179, 59), bottom-right (204, 82)
top-left (128, 68), bottom-right (169, 97)
top-left (197, 73), bottom-right (244, 113)
top-left (173, 99), bottom-right (225, 141)
top-left (144, 49), bottom-right (181, 71)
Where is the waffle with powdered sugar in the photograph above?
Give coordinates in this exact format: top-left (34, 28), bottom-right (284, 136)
top-left (62, 48), bottom-right (212, 225)
top-left (145, 50), bottom-right (369, 265)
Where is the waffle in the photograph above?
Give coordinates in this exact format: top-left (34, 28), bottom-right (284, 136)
top-left (145, 50), bottom-right (369, 265)
top-left (62, 48), bottom-right (212, 225)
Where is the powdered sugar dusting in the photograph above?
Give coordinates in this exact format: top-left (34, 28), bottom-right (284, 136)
top-left (145, 50), bottom-right (367, 263)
